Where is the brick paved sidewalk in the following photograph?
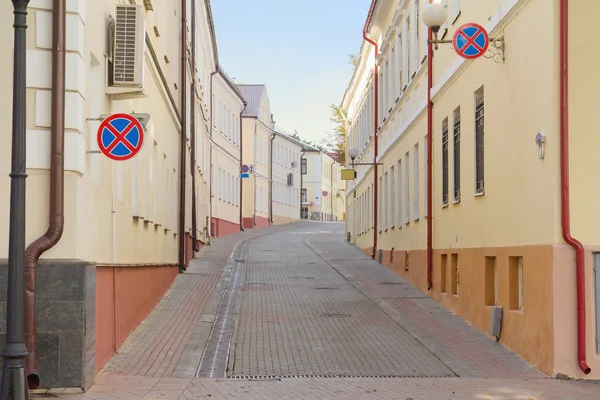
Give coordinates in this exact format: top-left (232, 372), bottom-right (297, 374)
top-left (100, 223), bottom-right (297, 379)
top-left (305, 227), bottom-right (543, 379)
top-left (52, 374), bottom-right (600, 399)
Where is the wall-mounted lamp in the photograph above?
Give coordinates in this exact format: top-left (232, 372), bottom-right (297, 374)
top-left (535, 132), bottom-right (546, 160)
top-left (347, 146), bottom-right (383, 169)
top-left (423, 3), bottom-right (505, 63)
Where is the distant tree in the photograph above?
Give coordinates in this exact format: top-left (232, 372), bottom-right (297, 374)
top-left (329, 103), bottom-right (348, 164)
top-left (349, 53), bottom-right (359, 69)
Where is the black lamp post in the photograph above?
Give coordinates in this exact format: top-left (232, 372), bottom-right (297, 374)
top-left (1, 1), bottom-right (31, 399)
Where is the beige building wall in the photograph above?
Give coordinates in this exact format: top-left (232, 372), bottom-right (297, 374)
top-left (211, 71), bottom-right (245, 232)
top-left (1, 0), bottom-right (212, 265)
top-left (238, 84), bottom-right (273, 227)
top-left (342, 0), bottom-right (600, 379)
top-left (272, 131), bottom-right (302, 225)
top-left (301, 151), bottom-right (344, 222)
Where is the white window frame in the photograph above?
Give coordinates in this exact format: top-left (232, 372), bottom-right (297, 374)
top-left (397, 160), bottom-right (402, 227)
top-left (413, 0), bottom-right (419, 73)
top-left (414, 143), bottom-right (419, 220)
top-left (405, 152), bottom-right (410, 223)
top-left (390, 166), bottom-right (395, 227)
top-left (404, 15), bottom-right (411, 83)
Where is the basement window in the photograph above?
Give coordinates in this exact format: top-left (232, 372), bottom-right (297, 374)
top-left (485, 256), bottom-right (498, 306)
top-left (509, 256), bottom-right (524, 311)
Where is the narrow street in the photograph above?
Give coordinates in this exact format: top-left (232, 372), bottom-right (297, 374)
top-left (55, 222), bottom-right (598, 399)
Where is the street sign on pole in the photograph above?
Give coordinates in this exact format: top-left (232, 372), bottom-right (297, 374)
top-left (240, 164), bottom-right (250, 178)
top-left (322, 191), bottom-right (328, 197)
top-left (97, 113), bottom-right (144, 161)
top-left (453, 23), bottom-right (489, 59)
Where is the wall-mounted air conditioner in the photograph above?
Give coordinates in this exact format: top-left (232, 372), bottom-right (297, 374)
top-left (106, 4), bottom-right (147, 98)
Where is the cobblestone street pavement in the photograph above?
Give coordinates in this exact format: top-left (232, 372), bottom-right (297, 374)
top-left (53, 222), bottom-right (599, 399)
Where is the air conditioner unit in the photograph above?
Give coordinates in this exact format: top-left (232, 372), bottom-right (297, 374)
top-left (287, 173), bottom-right (293, 186)
top-left (106, 4), bottom-right (146, 97)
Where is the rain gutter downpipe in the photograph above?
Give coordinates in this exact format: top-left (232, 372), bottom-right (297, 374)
top-left (190, 0), bottom-right (199, 253)
top-left (559, 0), bottom-right (590, 375)
top-left (179, 0), bottom-right (188, 270)
top-left (24, 0), bottom-right (66, 389)
top-left (363, 5), bottom-right (378, 259)
top-left (426, 0), bottom-right (434, 291)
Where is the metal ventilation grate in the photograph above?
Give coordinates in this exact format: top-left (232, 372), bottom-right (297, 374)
top-left (114, 5), bottom-right (139, 84)
top-left (228, 374), bottom-right (456, 380)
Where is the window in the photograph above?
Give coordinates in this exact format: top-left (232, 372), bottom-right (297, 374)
top-left (390, 166), bottom-right (395, 226)
top-left (413, 0), bottom-right (419, 73)
top-left (485, 257), bottom-right (498, 306)
top-left (475, 86), bottom-right (485, 194)
top-left (404, 16), bottom-right (410, 82)
top-left (509, 257), bottom-right (524, 311)
top-left (301, 188), bottom-right (307, 202)
top-left (384, 172), bottom-right (389, 229)
top-left (378, 177), bottom-right (383, 230)
top-left (405, 152), bottom-right (410, 223)
top-left (397, 160), bottom-right (402, 227)
top-left (414, 143), bottom-right (419, 220)
top-left (370, 183), bottom-right (374, 228)
top-left (391, 46), bottom-right (396, 101)
top-left (378, 70), bottom-right (383, 126)
top-left (420, 0), bottom-right (429, 59)
top-left (397, 33), bottom-right (403, 93)
top-left (424, 134), bottom-right (428, 217)
top-left (383, 60), bottom-right (389, 116)
top-left (442, 118), bottom-right (449, 206)
top-left (218, 168), bottom-right (222, 200)
top-left (453, 108), bottom-right (461, 202)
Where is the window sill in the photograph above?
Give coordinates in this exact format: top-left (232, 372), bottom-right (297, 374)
top-left (391, 225), bottom-right (395, 230)
top-left (452, 198), bottom-right (461, 205)
top-left (442, 203), bottom-right (449, 209)
top-left (414, 217), bottom-right (419, 222)
top-left (510, 308), bottom-right (525, 315)
top-left (474, 191), bottom-right (485, 197)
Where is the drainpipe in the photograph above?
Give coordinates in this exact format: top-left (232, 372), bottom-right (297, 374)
top-left (178, 0), bottom-right (188, 270)
top-left (363, 6), bottom-right (379, 259)
top-left (426, 2), bottom-right (434, 291)
top-left (269, 128), bottom-right (275, 224)
top-left (23, 0), bottom-right (66, 389)
top-left (559, 0), bottom-right (591, 375)
top-left (239, 105), bottom-right (246, 231)
top-left (190, 0), bottom-right (199, 253)
top-left (253, 119), bottom-right (257, 226)
top-left (300, 149), bottom-right (305, 219)
top-left (209, 70), bottom-right (217, 236)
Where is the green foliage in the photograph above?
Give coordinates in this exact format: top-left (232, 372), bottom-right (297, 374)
top-left (329, 103), bottom-right (348, 164)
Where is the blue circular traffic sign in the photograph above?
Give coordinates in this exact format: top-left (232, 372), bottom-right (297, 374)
top-left (241, 164), bottom-right (250, 173)
top-left (453, 23), bottom-right (489, 59)
top-left (97, 113), bottom-right (144, 161)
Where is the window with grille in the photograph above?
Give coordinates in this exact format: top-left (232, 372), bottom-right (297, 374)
top-left (442, 118), bottom-right (449, 206)
top-left (390, 166), bottom-right (395, 226)
top-left (378, 177), bottom-right (383, 230)
top-left (453, 108), bottom-right (461, 202)
top-left (405, 152), bottom-right (410, 223)
top-left (384, 172), bottom-right (389, 229)
top-left (475, 87), bottom-right (485, 194)
top-left (414, 143), bottom-right (419, 220)
top-left (301, 158), bottom-right (307, 174)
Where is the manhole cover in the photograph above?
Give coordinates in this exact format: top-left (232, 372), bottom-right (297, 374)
top-left (321, 313), bottom-right (351, 318)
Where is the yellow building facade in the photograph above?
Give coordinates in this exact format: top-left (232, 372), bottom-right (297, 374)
top-left (343, 0), bottom-right (600, 379)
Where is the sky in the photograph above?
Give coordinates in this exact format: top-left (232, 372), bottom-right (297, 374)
top-left (210, 0), bottom-right (372, 143)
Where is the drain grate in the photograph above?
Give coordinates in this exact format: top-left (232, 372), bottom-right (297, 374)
top-left (228, 374), bottom-right (456, 379)
top-left (321, 313), bottom-right (351, 318)
top-left (314, 287), bottom-right (338, 290)
top-left (294, 276), bottom-right (316, 280)
top-left (380, 281), bottom-right (405, 285)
